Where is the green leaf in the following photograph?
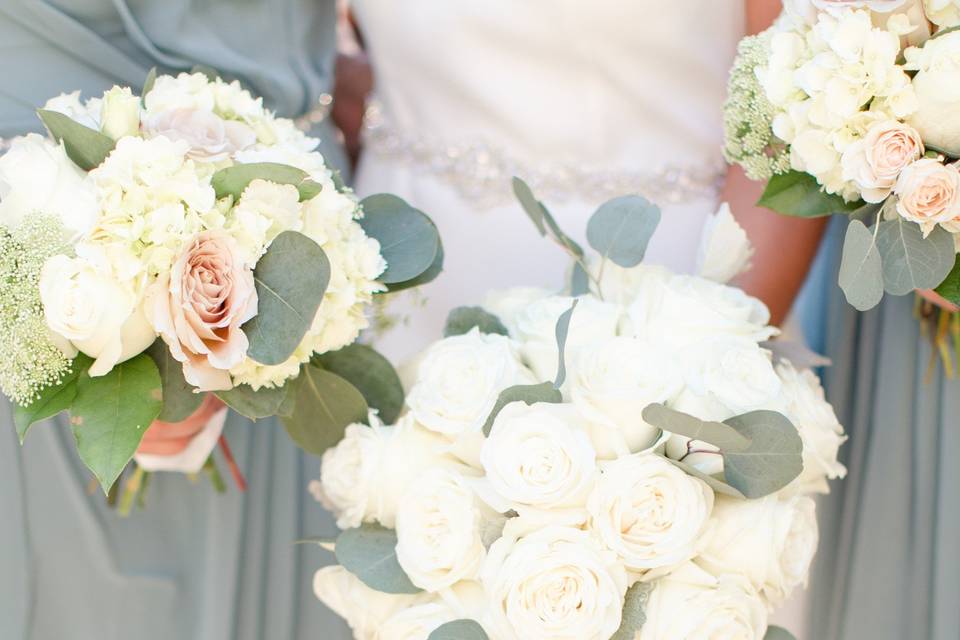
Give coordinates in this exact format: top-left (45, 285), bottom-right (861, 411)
top-left (512, 176), bottom-right (548, 235)
top-left (385, 239), bottom-right (445, 292)
top-left (444, 306), bottom-right (509, 338)
top-left (586, 195), bottom-right (661, 268)
top-left (280, 364), bottom-right (368, 455)
top-left (37, 109), bottom-right (115, 171)
top-left (723, 410), bottom-right (804, 499)
top-left (360, 194), bottom-right (440, 284)
top-left (641, 403), bottom-right (751, 452)
top-left (13, 354), bottom-right (92, 443)
top-left (316, 344), bottom-right (405, 424)
top-left (610, 582), bottom-right (654, 640)
top-left (210, 162), bottom-right (322, 202)
top-left (428, 620), bottom-right (489, 640)
top-left (875, 218), bottom-right (955, 295)
top-left (216, 383), bottom-right (289, 420)
top-left (243, 230), bottom-right (330, 366)
top-left (838, 220), bottom-right (884, 311)
top-left (765, 626), bottom-right (798, 640)
top-left (570, 262), bottom-right (590, 296)
top-left (145, 339), bottom-right (204, 423)
top-left (335, 523), bottom-right (422, 594)
top-left (142, 67), bottom-right (158, 105)
top-left (935, 253), bottom-right (960, 305)
top-left (757, 170), bottom-right (858, 218)
top-left (665, 457), bottom-right (747, 499)
top-left (553, 299), bottom-right (578, 387)
top-left (482, 382), bottom-right (563, 436)
top-left (70, 354), bottom-right (163, 493)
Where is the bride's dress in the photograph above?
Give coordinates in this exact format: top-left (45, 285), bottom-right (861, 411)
top-left (351, 0), bottom-right (744, 362)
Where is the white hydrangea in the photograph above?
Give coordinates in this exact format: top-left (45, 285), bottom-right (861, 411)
top-left (925, 0), bottom-right (960, 27)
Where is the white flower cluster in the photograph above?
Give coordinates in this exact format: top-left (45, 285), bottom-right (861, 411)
top-left (312, 260), bottom-right (846, 639)
top-left (0, 73), bottom-right (385, 394)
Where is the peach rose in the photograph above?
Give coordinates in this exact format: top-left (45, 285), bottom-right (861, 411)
top-left (143, 108), bottom-right (256, 161)
top-left (893, 158), bottom-right (960, 235)
top-left (842, 120), bottom-right (924, 203)
top-left (148, 230), bottom-right (257, 390)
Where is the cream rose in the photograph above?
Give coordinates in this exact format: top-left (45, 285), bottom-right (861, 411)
top-left (406, 329), bottom-right (533, 437)
top-left (481, 526), bottom-right (628, 640)
top-left (39, 255), bottom-right (155, 376)
top-left (568, 337), bottom-right (681, 459)
top-left (697, 495), bottom-right (819, 608)
top-left (841, 120), bottom-right (924, 202)
top-left (99, 86), bottom-right (141, 140)
top-left (906, 32), bottom-right (960, 156)
top-left (143, 108), bottom-right (256, 161)
top-left (312, 565), bottom-right (425, 640)
top-left (395, 469), bottom-right (488, 591)
top-left (146, 230), bottom-right (257, 391)
top-left (479, 402), bottom-right (597, 513)
top-left (893, 158), bottom-right (960, 235)
top-left (639, 562), bottom-right (768, 640)
top-left (379, 602), bottom-right (458, 640)
top-left (587, 454), bottom-right (714, 573)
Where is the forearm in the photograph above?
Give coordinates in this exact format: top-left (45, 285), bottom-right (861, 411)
top-left (722, 165), bottom-right (828, 325)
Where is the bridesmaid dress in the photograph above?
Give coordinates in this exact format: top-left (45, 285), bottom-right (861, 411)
top-left (0, 2), bottom-right (350, 639)
top-left (804, 219), bottom-right (960, 639)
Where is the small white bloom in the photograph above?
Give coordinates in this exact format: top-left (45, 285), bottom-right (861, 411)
top-left (924, 0), bottom-right (960, 27)
top-left (43, 91), bottom-right (101, 129)
top-left (696, 202), bottom-right (754, 284)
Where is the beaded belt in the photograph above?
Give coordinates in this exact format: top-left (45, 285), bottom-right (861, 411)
top-left (362, 101), bottom-right (726, 210)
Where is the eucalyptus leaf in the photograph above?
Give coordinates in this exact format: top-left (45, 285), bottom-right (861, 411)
top-left (37, 109), bottom-right (115, 171)
top-left (316, 344), bottom-right (405, 424)
top-left (280, 364), bottom-right (368, 455)
top-left (665, 457), bottom-right (747, 499)
top-left (764, 626), bottom-right (798, 640)
top-left (875, 218), bottom-right (955, 295)
top-left (570, 262), bottom-right (590, 296)
top-left (553, 299), bottom-right (578, 387)
top-left (723, 410), bottom-right (804, 499)
top-left (146, 339), bottom-right (204, 423)
top-left (385, 239), bottom-right (444, 292)
top-left (935, 254), bottom-right (960, 306)
top-left (428, 620), bottom-right (489, 640)
top-left (360, 194), bottom-right (440, 284)
top-left (243, 230), bottom-right (330, 366)
top-left (210, 162), bottom-right (322, 202)
top-left (586, 195), bottom-right (661, 268)
top-left (142, 67), bottom-right (158, 104)
top-left (335, 524), bottom-right (422, 594)
top-left (70, 354), bottom-right (162, 493)
top-left (838, 219), bottom-right (884, 311)
top-left (848, 199), bottom-right (884, 224)
top-left (13, 354), bottom-right (92, 443)
top-left (482, 382), bottom-right (563, 436)
top-left (444, 306), bottom-right (509, 338)
top-left (757, 170), bottom-right (859, 218)
top-left (641, 403), bottom-right (750, 452)
top-left (216, 383), bottom-right (289, 420)
top-left (610, 582), bottom-right (654, 640)
top-left (294, 536), bottom-right (337, 552)
top-left (511, 176), bottom-right (547, 235)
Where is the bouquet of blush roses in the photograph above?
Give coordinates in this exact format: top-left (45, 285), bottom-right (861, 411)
top-left (0, 70), bottom-right (441, 499)
top-left (307, 181), bottom-right (846, 640)
top-left (725, 0), bottom-right (960, 319)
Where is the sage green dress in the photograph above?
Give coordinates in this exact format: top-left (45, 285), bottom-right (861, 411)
top-left (0, 2), bottom-right (350, 638)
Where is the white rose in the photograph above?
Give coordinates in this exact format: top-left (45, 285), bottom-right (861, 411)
top-left (312, 413), bottom-right (461, 528)
top-left (925, 0), bottom-right (960, 26)
top-left (696, 203), bottom-right (754, 284)
top-left (143, 108), bottom-right (256, 161)
top-left (568, 337), bottom-right (681, 459)
top-left (406, 329), bottom-right (533, 437)
top-left (379, 601), bottom-right (457, 640)
top-left (777, 362), bottom-right (847, 494)
top-left (589, 261), bottom-right (674, 307)
top-left (481, 286), bottom-right (551, 336)
top-left (39, 255), bottom-right (155, 376)
top-left (697, 495), bottom-right (819, 609)
top-left (680, 337), bottom-right (783, 417)
top-left (99, 86), bottom-right (141, 140)
top-left (43, 91), bottom-right (101, 129)
top-left (639, 562), bottom-right (768, 640)
top-left (625, 275), bottom-right (776, 349)
top-left (512, 295), bottom-right (620, 380)
top-left (313, 565), bottom-right (425, 640)
top-left (905, 32), bottom-right (960, 156)
top-left (587, 454), bottom-right (714, 573)
top-left (479, 402), bottom-right (597, 513)
top-left (481, 526), bottom-right (628, 640)
top-left (395, 469), bottom-right (488, 591)
top-left (0, 134), bottom-right (99, 237)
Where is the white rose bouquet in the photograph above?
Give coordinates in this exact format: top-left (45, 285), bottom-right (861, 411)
top-left (724, 0), bottom-right (960, 322)
top-left (0, 70), bottom-right (442, 503)
top-left (307, 180), bottom-right (846, 640)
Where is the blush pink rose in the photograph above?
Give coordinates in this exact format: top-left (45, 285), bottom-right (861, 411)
top-left (143, 108), bottom-right (256, 161)
top-left (842, 120), bottom-right (924, 203)
top-left (148, 230), bottom-right (258, 390)
top-left (894, 158), bottom-right (960, 235)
